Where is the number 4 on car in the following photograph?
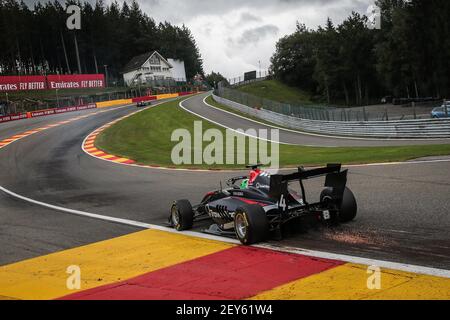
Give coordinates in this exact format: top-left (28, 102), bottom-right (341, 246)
top-left (169, 164), bottom-right (357, 245)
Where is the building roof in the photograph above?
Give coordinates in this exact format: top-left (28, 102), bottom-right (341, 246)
top-left (121, 51), bottom-right (173, 74)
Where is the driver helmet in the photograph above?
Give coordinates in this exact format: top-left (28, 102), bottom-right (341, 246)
top-left (249, 168), bottom-right (262, 185)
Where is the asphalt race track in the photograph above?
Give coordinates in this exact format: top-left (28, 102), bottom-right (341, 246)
top-left (183, 93), bottom-right (450, 147)
top-left (1, 94), bottom-right (449, 272)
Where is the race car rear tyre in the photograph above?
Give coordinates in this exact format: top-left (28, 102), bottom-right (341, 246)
top-left (340, 188), bottom-right (357, 222)
top-left (321, 187), bottom-right (357, 223)
top-left (171, 200), bottom-right (194, 231)
top-left (234, 204), bottom-right (269, 245)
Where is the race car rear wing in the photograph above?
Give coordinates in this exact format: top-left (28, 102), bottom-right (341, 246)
top-left (269, 164), bottom-right (348, 206)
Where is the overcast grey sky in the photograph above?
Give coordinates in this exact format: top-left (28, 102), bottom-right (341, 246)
top-left (27, 0), bottom-right (374, 78)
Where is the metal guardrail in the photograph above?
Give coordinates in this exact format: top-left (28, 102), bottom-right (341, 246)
top-left (212, 94), bottom-right (450, 139)
top-left (216, 87), bottom-right (441, 122)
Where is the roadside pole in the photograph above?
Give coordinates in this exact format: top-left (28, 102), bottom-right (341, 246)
top-left (445, 99), bottom-right (449, 118)
top-left (104, 65), bottom-right (109, 88)
top-left (5, 92), bottom-right (10, 113)
top-left (56, 89), bottom-right (60, 108)
top-left (258, 60), bottom-right (261, 78)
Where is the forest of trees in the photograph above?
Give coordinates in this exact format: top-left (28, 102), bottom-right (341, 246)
top-left (0, 0), bottom-right (204, 83)
top-left (205, 71), bottom-right (227, 88)
top-left (270, 0), bottom-right (450, 105)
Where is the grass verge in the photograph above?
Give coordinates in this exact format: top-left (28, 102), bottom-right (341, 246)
top-left (237, 80), bottom-right (315, 105)
top-left (95, 96), bottom-right (450, 169)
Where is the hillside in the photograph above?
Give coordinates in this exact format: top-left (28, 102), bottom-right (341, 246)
top-left (236, 80), bottom-right (314, 105)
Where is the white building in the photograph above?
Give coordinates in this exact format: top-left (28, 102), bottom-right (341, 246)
top-left (167, 59), bottom-right (187, 82)
top-left (122, 51), bottom-right (187, 86)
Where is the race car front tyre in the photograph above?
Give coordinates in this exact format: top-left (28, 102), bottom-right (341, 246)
top-left (171, 200), bottom-right (194, 231)
top-left (321, 187), bottom-right (357, 223)
top-left (234, 204), bottom-right (269, 245)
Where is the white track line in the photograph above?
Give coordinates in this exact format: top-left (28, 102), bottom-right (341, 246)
top-left (1, 95), bottom-right (450, 277)
top-left (256, 243), bottom-right (450, 278)
top-left (82, 95), bottom-right (450, 171)
top-left (179, 97), bottom-right (296, 146)
top-left (181, 94), bottom-right (450, 168)
top-left (347, 158), bottom-right (450, 168)
top-left (203, 94), bottom-right (450, 142)
top-left (81, 97), bottom-right (242, 173)
top-left (0, 186), bottom-right (151, 229)
top-left (1, 184), bottom-right (449, 278)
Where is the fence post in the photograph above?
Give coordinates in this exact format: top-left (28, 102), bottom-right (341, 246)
top-left (445, 99), bottom-right (449, 118)
top-left (412, 101), bottom-right (417, 120)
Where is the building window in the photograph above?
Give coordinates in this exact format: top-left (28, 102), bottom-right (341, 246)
top-left (149, 55), bottom-right (160, 65)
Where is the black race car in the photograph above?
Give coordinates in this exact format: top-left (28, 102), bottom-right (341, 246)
top-left (169, 164), bottom-right (357, 245)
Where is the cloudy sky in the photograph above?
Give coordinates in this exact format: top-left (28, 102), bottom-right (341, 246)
top-left (137, 0), bottom-right (373, 78)
top-left (28, 0), bottom-right (374, 78)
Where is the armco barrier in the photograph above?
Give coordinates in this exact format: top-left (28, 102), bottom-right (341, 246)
top-left (212, 94), bottom-right (450, 139)
top-left (132, 96), bottom-right (157, 103)
top-left (132, 92), bottom-right (195, 103)
top-left (97, 92), bottom-right (194, 107)
top-left (0, 103), bottom-right (97, 124)
top-left (0, 92), bottom-right (197, 125)
top-left (27, 103), bottom-right (97, 118)
top-left (178, 91), bottom-right (194, 96)
top-left (96, 99), bottom-right (133, 108)
top-left (156, 93), bottom-right (179, 100)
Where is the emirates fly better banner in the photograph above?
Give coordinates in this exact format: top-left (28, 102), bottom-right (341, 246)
top-left (46, 74), bottom-right (105, 90)
top-left (0, 76), bottom-right (46, 92)
top-left (0, 74), bottom-right (105, 92)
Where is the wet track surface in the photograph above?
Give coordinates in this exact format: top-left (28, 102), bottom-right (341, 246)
top-left (184, 93), bottom-right (450, 147)
top-left (0, 94), bottom-right (449, 269)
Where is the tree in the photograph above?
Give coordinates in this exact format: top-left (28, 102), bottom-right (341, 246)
top-left (270, 23), bottom-right (317, 92)
top-left (0, 0), bottom-right (204, 81)
top-left (270, 1), bottom-right (450, 104)
top-left (205, 71), bottom-right (227, 88)
top-left (313, 19), bottom-right (341, 104)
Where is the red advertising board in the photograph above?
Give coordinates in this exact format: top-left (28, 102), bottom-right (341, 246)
top-left (0, 74), bottom-right (105, 92)
top-left (28, 103), bottom-right (97, 118)
top-left (132, 96), bottom-right (157, 103)
top-left (47, 74), bottom-right (105, 90)
top-left (0, 76), bottom-right (46, 92)
top-left (0, 112), bottom-right (28, 123)
top-left (74, 103), bottom-right (97, 111)
top-left (28, 109), bottom-right (58, 118)
top-left (178, 91), bottom-right (194, 96)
